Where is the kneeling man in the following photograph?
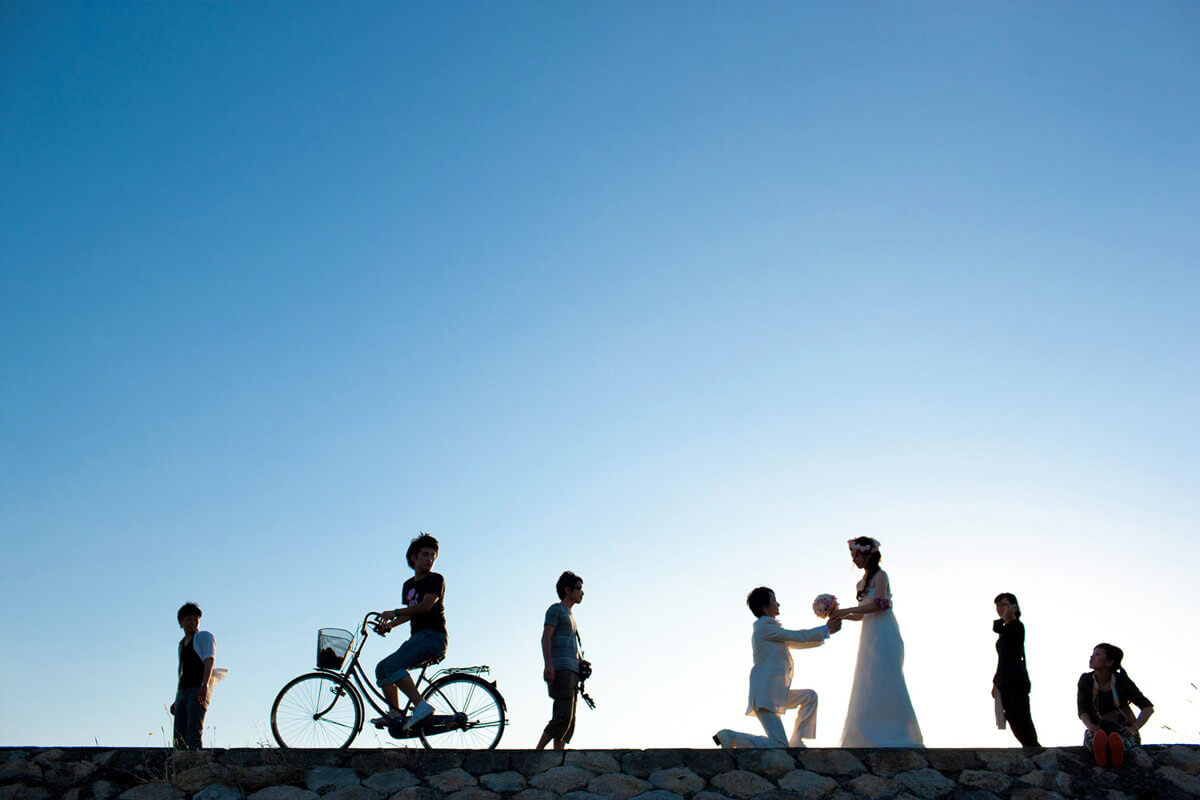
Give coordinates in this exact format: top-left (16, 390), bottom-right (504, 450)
top-left (714, 586), bottom-right (840, 748)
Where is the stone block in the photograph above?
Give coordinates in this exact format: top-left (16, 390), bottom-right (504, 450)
top-left (428, 770), bottom-right (478, 794)
top-left (776, 769), bottom-right (837, 799)
top-left (733, 752), bottom-right (794, 780)
top-left (1029, 750), bottom-right (1082, 773)
top-left (46, 760), bottom-right (100, 787)
top-left (443, 790), bottom-right (500, 800)
top-left (1126, 747), bottom-right (1153, 770)
top-left (307, 767), bottom-right (361, 793)
top-left (620, 754), bottom-right (682, 780)
top-left (511, 754), bottom-right (563, 778)
top-left (232, 765), bottom-right (305, 791)
top-left (175, 763), bottom-right (234, 792)
top-left (463, 755), bottom-right (511, 776)
top-left (678, 753), bottom-right (734, 781)
top-left (692, 793), bottom-right (734, 800)
top-left (31, 751), bottom-right (69, 766)
top-left (708, 771), bottom-right (773, 800)
top-left (560, 793), bottom-right (607, 800)
top-left (195, 785), bottom-right (246, 800)
top-left (364, 770), bottom-right (420, 794)
top-left (247, 788), bottom-right (320, 800)
top-left (845, 774), bottom-right (897, 799)
top-left (479, 772), bottom-right (525, 793)
top-left (949, 791), bottom-right (999, 800)
top-left (390, 789), bottom-right (443, 800)
top-left (529, 767), bottom-right (593, 794)
top-left (627, 791), bottom-right (683, 800)
top-left (1162, 746), bottom-right (1200, 773)
top-left (324, 787), bottom-right (383, 800)
top-left (891, 769), bottom-right (954, 800)
top-left (1008, 789), bottom-right (1065, 800)
top-left (0, 762), bottom-right (42, 783)
top-left (955, 771), bottom-right (1008, 794)
top-left (586, 773), bottom-right (650, 800)
top-left (975, 752), bottom-right (1032, 776)
top-left (510, 790), bottom-right (556, 800)
top-left (866, 752), bottom-right (928, 778)
top-left (1158, 766), bottom-right (1200, 795)
top-left (565, 753), bottom-right (621, 775)
top-left (1016, 770), bottom-right (1071, 796)
top-left (648, 768), bottom-right (704, 795)
top-left (93, 779), bottom-right (123, 799)
top-left (796, 752), bottom-right (866, 778)
top-left (118, 784), bottom-right (185, 800)
top-left (0, 787), bottom-right (51, 800)
top-left (922, 753), bottom-right (978, 773)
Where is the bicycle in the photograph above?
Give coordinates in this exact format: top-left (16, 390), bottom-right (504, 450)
top-left (271, 612), bottom-right (506, 748)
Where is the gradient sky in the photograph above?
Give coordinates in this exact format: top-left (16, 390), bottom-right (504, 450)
top-left (2, 2), bottom-right (1198, 750)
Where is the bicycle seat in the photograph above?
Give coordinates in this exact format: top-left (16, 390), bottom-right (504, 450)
top-left (415, 654), bottom-right (445, 669)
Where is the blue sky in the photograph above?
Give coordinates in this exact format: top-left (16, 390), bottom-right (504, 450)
top-left (2, 2), bottom-right (1198, 749)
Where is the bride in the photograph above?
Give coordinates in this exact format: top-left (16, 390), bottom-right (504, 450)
top-left (832, 537), bottom-right (923, 747)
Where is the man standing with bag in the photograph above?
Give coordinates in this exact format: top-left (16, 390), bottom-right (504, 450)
top-left (537, 571), bottom-right (584, 750)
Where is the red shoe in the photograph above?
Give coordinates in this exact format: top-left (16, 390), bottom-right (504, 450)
top-left (1109, 734), bottom-right (1125, 767)
top-left (1092, 731), bottom-right (1109, 766)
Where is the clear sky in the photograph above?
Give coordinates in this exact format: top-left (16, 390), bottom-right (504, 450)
top-left (2, 2), bottom-right (1198, 750)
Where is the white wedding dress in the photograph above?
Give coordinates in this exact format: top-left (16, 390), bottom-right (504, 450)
top-left (840, 582), bottom-right (924, 747)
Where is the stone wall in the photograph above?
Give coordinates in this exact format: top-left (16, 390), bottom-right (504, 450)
top-left (2, 746), bottom-right (1199, 800)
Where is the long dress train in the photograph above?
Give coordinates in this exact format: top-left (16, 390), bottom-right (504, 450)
top-left (840, 583), bottom-right (923, 747)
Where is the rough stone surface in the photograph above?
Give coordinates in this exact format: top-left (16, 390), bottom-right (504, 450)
top-left (1008, 789), bottom-right (1065, 800)
top-left (1163, 745), bottom-right (1200, 773)
top-left (732, 751), bottom-right (794, 779)
top-left (922, 753), bottom-right (978, 773)
top-left (692, 793), bottom-right (734, 800)
top-left (627, 791), bottom-right (684, 800)
top-left (234, 767), bottom-right (307, 791)
top-left (0, 764), bottom-right (41, 784)
top-left (559, 793), bottom-right (606, 800)
top-left (479, 772), bottom-right (525, 793)
top-left (510, 791), bottom-right (556, 800)
top-left (0, 788), bottom-right (51, 800)
top-left (708, 771), bottom-right (774, 800)
top-left (865, 753), bottom-right (928, 779)
top-left (248, 788), bottom-right (320, 800)
top-left (955, 771), bottom-right (1009, 794)
top-left (586, 773), bottom-right (650, 800)
top-left (648, 768), bottom-right (704, 795)
top-left (951, 791), bottom-right (999, 800)
top-left (194, 785), bottom-right (245, 800)
top-left (620, 754), bottom-right (680, 780)
top-left (891, 769), bottom-right (954, 800)
top-left (1016, 770), bottom-right (1071, 796)
top-left (796, 752), bottom-right (866, 778)
top-left (566, 753), bottom-right (621, 775)
top-left (390, 788), bottom-right (443, 800)
top-left (845, 774), bottom-right (897, 799)
top-left (678, 753), bottom-right (735, 780)
top-left (93, 780), bottom-right (123, 799)
top-left (1158, 766), bottom-right (1200, 795)
top-left (323, 787), bottom-right (382, 800)
top-left (118, 784), bottom-right (185, 800)
top-left (1029, 750), bottom-right (1081, 773)
top-left (511, 754), bottom-right (563, 779)
top-left (307, 768), bottom-right (361, 794)
top-left (426, 771), bottom-right (477, 794)
top-left (364, 770), bottom-right (420, 794)
top-left (975, 752), bottom-right (1032, 776)
top-left (776, 769), bottom-right (837, 800)
top-left (529, 766), bottom-right (593, 794)
top-left (442, 790), bottom-right (499, 800)
top-left (462, 755), bottom-right (510, 777)
top-left (176, 764), bottom-right (234, 793)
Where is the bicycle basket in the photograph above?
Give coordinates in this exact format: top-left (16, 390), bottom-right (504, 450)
top-left (316, 628), bottom-right (354, 670)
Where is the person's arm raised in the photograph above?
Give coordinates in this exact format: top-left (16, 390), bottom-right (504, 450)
top-left (761, 619), bottom-right (830, 648)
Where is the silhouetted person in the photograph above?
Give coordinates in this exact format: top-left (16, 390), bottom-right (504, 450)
top-left (372, 533), bottom-right (447, 730)
top-left (992, 592), bottom-right (1039, 747)
top-left (537, 571), bottom-right (584, 750)
top-left (172, 602), bottom-right (214, 749)
top-left (1079, 642), bottom-right (1153, 766)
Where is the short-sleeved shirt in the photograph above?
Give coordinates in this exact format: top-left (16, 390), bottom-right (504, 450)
top-left (403, 572), bottom-right (446, 634)
top-left (544, 602), bottom-right (580, 673)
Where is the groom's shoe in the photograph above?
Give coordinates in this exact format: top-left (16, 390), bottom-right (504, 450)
top-left (713, 730), bottom-right (735, 749)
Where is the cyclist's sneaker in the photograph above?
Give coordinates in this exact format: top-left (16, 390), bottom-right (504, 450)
top-left (371, 712), bottom-right (403, 729)
top-left (405, 700), bottom-right (434, 729)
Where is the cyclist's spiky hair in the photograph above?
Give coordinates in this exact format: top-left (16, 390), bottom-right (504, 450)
top-left (406, 532), bottom-right (440, 568)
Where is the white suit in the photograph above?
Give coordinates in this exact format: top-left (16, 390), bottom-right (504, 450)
top-left (717, 616), bottom-right (829, 748)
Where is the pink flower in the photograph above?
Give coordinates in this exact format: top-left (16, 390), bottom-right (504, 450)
top-left (874, 597), bottom-right (892, 611)
top-left (812, 594), bottom-right (839, 619)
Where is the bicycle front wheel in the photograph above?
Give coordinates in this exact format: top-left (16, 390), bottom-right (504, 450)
top-left (418, 673), bottom-right (506, 749)
top-left (271, 672), bottom-right (363, 748)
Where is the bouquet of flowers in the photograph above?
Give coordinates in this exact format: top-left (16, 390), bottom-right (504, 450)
top-left (812, 594), bottom-right (839, 619)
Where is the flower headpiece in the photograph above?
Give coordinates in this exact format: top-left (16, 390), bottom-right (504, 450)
top-left (847, 537), bottom-right (880, 554)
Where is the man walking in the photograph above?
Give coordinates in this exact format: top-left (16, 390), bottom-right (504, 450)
top-left (537, 571), bottom-right (584, 750)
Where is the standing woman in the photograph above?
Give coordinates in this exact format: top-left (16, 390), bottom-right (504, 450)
top-left (992, 593), bottom-right (1039, 747)
top-left (833, 537), bottom-right (923, 747)
top-left (1078, 643), bottom-right (1153, 766)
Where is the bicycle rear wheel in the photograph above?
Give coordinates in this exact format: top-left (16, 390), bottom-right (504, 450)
top-left (271, 672), bottom-right (363, 748)
top-left (418, 673), bottom-right (506, 749)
